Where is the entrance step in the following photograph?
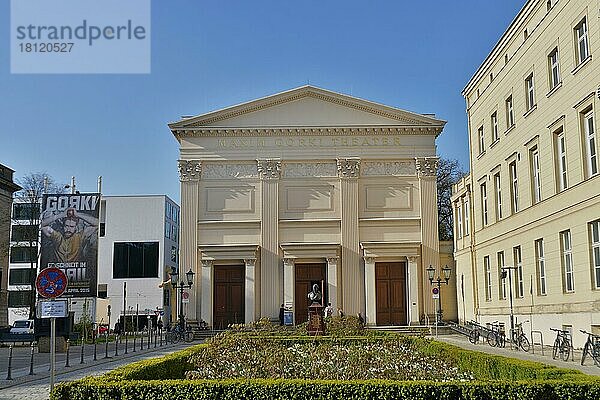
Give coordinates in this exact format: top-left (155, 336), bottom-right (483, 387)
top-left (367, 325), bottom-right (455, 336)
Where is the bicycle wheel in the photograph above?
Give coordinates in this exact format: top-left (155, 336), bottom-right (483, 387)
top-left (487, 332), bottom-right (498, 347)
top-left (469, 330), bottom-right (479, 344)
top-left (185, 331), bottom-right (194, 343)
top-left (519, 335), bottom-right (530, 352)
top-left (581, 342), bottom-right (590, 365)
top-left (552, 338), bottom-right (560, 360)
top-left (561, 340), bottom-right (571, 361)
top-left (170, 332), bottom-right (180, 344)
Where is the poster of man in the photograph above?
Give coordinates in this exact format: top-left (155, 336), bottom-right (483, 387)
top-left (40, 193), bottom-right (100, 297)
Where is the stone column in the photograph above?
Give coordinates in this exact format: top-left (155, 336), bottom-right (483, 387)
top-left (283, 258), bottom-right (295, 320)
top-left (326, 257), bottom-right (338, 310)
top-left (178, 160), bottom-right (201, 322)
top-left (338, 158), bottom-right (362, 315)
top-left (257, 159), bottom-right (281, 319)
top-left (416, 157), bottom-right (440, 321)
top-left (200, 260), bottom-right (213, 326)
top-left (407, 256), bottom-right (420, 325)
top-left (243, 258), bottom-right (256, 323)
top-left (363, 256), bottom-right (376, 325)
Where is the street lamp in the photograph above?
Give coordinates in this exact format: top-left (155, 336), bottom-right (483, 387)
top-left (170, 268), bottom-right (195, 331)
top-left (427, 264), bottom-right (452, 325)
top-left (501, 265), bottom-right (517, 340)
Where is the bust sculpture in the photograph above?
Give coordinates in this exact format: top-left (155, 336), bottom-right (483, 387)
top-left (307, 283), bottom-right (322, 304)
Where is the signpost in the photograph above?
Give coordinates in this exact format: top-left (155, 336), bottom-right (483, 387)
top-left (35, 267), bottom-right (68, 393)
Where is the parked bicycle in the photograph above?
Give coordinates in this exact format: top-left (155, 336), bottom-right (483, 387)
top-left (580, 330), bottom-right (600, 366)
top-left (166, 324), bottom-right (194, 344)
top-left (486, 321), bottom-right (506, 348)
top-left (551, 328), bottom-right (572, 361)
top-left (509, 320), bottom-right (530, 352)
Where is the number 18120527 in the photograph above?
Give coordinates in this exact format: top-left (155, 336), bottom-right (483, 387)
top-left (19, 42), bottom-right (74, 52)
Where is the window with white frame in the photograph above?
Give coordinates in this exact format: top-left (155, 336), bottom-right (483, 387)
top-left (591, 220), bottom-right (600, 289)
top-left (575, 17), bottom-right (590, 65)
top-left (481, 182), bottom-right (488, 226)
top-left (583, 110), bottom-right (597, 177)
top-left (525, 73), bottom-right (535, 111)
top-left (498, 251), bottom-right (506, 300)
top-left (509, 161), bottom-right (519, 213)
top-left (531, 146), bottom-right (542, 204)
top-left (464, 197), bottom-right (470, 235)
top-left (506, 96), bottom-right (514, 128)
top-left (491, 112), bottom-right (499, 142)
top-left (555, 128), bottom-right (568, 191)
top-left (514, 246), bottom-right (524, 298)
top-left (494, 172), bottom-right (502, 220)
top-left (484, 256), bottom-right (492, 301)
top-left (548, 47), bottom-right (560, 89)
top-left (561, 230), bottom-right (574, 292)
top-left (535, 238), bottom-right (546, 295)
top-left (456, 203), bottom-right (463, 239)
top-left (478, 126), bottom-right (485, 154)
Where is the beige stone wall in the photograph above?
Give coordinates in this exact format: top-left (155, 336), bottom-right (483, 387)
top-left (456, 0), bottom-right (600, 347)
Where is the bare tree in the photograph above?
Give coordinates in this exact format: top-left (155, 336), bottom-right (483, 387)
top-left (437, 158), bottom-right (466, 242)
top-left (12, 173), bottom-right (65, 318)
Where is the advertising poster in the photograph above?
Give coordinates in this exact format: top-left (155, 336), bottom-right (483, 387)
top-left (40, 193), bottom-right (100, 297)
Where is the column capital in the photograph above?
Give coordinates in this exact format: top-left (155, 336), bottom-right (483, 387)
top-left (326, 257), bottom-right (338, 264)
top-left (283, 258), bottom-right (295, 267)
top-left (243, 258), bottom-right (256, 267)
top-left (257, 158), bottom-right (282, 180)
top-left (201, 260), bottom-right (213, 268)
top-left (363, 256), bottom-right (376, 264)
top-left (178, 160), bottom-right (202, 182)
top-left (407, 255), bottom-right (419, 264)
top-left (415, 157), bottom-right (439, 177)
top-left (337, 158), bottom-right (361, 179)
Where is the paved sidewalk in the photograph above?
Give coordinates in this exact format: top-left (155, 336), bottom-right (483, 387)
top-left (0, 341), bottom-right (197, 400)
top-left (433, 334), bottom-right (600, 376)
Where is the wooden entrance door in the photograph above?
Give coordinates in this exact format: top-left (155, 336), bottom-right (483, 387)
top-left (294, 263), bottom-right (326, 324)
top-left (375, 262), bottom-right (407, 325)
top-left (213, 265), bottom-right (244, 329)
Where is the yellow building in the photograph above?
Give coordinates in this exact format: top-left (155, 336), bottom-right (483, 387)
top-left (453, 0), bottom-right (600, 347)
top-left (169, 86), bottom-right (457, 328)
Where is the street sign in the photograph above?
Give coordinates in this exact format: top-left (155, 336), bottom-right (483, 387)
top-left (36, 267), bottom-right (68, 298)
top-left (432, 287), bottom-right (440, 299)
top-left (40, 300), bottom-right (68, 318)
top-left (182, 291), bottom-right (189, 303)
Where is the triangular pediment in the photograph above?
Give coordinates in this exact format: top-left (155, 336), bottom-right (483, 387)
top-left (168, 86), bottom-right (445, 131)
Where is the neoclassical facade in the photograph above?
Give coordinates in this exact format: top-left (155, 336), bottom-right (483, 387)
top-left (170, 86), bottom-right (454, 328)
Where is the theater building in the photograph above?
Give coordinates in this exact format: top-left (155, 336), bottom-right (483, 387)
top-left (170, 86), bottom-right (455, 328)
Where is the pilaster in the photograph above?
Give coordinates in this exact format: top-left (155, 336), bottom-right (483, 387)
top-left (283, 257), bottom-right (295, 321)
top-left (363, 256), bottom-right (376, 325)
top-left (407, 256), bottom-right (420, 325)
top-left (326, 257), bottom-right (338, 310)
top-left (338, 157), bottom-right (362, 315)
top-left (178, 159), bottom-right (201, 322)
top-left (200, 260), bottom-right (213, 326)
top-left (243, 258), bottom-right (256, 323)
top-left (257, 158), bottom-right (281, 318)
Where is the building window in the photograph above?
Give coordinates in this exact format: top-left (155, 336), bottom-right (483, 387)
top-left (555, 128), bottom-right (568, 191)
top-left (514, 246), bottom-right (524, 298)
top-left (530, 146), bottom-right (542, 204)
top-left (575, 17), bottom-right (590, 65)
top-left (506, 95), bottom-right (514, 128)
top-left (491, 112), bottom-right (499, 142)
top-left (591, 220), bottom-right (600, 289)
top-left (583, 110), bottom-right (597, 177)
top-left (456, 203), bottom-right (463, 239)
top-left (509, 161), bottom-right (519, 213)
top-left (9, 268), bottom-right (35, 285)
top-left (498, 251), bottom-right (506, 299)
top-left (171, 245), bottom-right (177, 263)
top-left (478, 126), bottom-right (485, 154)
top-left (8, 291), bottom-right (30, 307)
top-left (9, 246), bottom-right (37, 263)
top-left (494, 172), bottom-right (502, 220)
top-left (12, 203), bottom-right (40, 220)
top-left (113, 242), bottom-right (160, 279)
top-left (561, 230), bottom-right (574, 292)
top-left (97, 284), bottom-right (107, 299)
top-left (535, 238), bottom-right (547, 295)
top-left (464, 197), bottom-right (470, 235)
top-left (548, 47), bottom-right (561, 89)
top-left (480, 183), bottom-right (488, 226)
top-left (525, 73), bottom-right (535, 111)
top-left (484, 256), bottom-right (492, 301)
top-left (11, 225), bottom-right (37, 242)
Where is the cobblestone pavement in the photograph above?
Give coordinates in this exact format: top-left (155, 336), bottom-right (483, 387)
top-left (433, 334), bottom-right (600, 376)
top-left (0, 340), bottom-right (196, 400)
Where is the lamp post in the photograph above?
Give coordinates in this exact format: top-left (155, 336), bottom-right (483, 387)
top-left (170, 268), bottom-right (195, 331)
top-left (426, 264), bottom-right (452, 325)
top-left (501, 266), bottom-right (517, 340)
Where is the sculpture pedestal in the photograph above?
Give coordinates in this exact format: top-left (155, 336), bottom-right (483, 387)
top-left (307, 303), bottom-right (325, 336)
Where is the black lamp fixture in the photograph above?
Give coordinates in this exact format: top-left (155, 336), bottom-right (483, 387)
top-left (427, 264), bottom-right (452, 325)
top-left (170, 268), bottom-right (195, 331)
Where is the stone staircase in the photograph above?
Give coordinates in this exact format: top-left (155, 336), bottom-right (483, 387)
top-left (367, 325), bottom-right (455, 336)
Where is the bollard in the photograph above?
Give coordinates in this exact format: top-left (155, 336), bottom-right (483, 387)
top-left (29, 342), bottom-right (36, 375)
top-left (80, 338), bottom-right (85, 364)
top-left (160, 329), bottom-right (163, 347)
top-left (140, 332), bottom-right (144, 350)
top-left (104, 333), bottom-right (109, 359)
top-left (154, 329), bottom-right (157, 348)
top-left (6, 345), bottom-right (13, 380)
top-left (124, 332), bottom-right (128, 354)
top-left (93, 336), bottom-right (97, 361)
top-left (133, 333), bottom-right (137, 352)
top-left (65, 339), bottom-right (71, 367)
top-left (114, 334), bottom-right (119, 357)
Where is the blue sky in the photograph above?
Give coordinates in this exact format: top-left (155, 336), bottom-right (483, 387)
top-left (0, 0), bottom-right (525, 203)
